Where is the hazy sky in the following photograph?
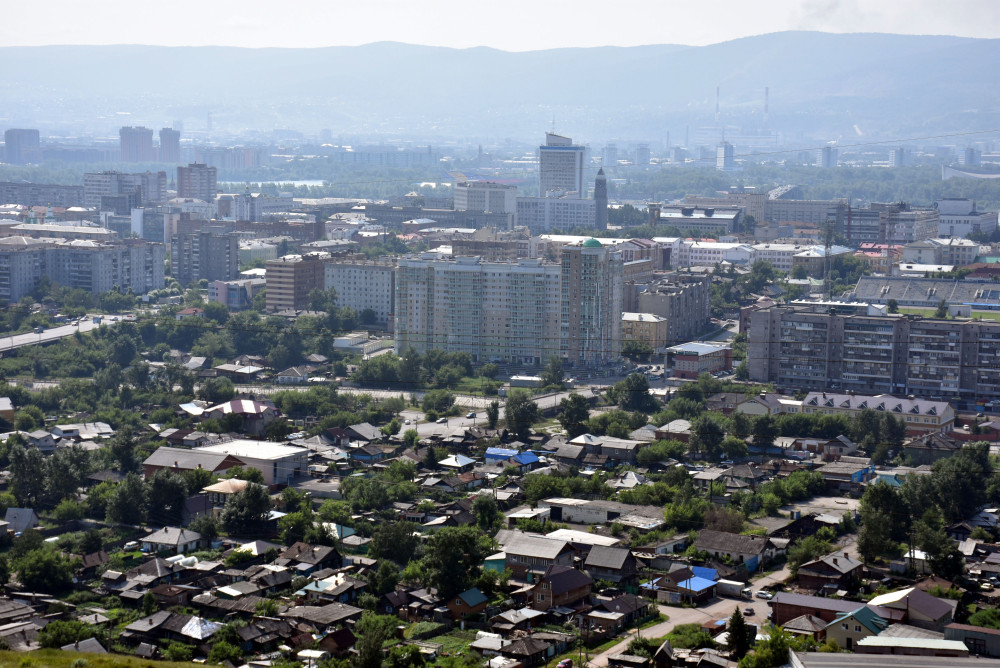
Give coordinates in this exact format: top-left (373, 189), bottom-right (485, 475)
top-left (5, 0), bottom-right (999, 50)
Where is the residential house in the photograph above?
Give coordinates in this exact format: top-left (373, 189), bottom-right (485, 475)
top-left (825, 606), bottom-right (888, 651)
top-left (783, 614), bottom-right (828, 641)
top-left (122, 611), bottom-right (221, 646)
top-left (816, 460), bottom-right (876, 493)
top-left (277, 542), bottom-right (343, 575)
top-left (26, 430), bottom-right (57, 454)
top-left (3, 508), bottom-right (39, 535)
top-left (202, 399), bottom-right (279, 437)
top-left (583, 546), bottom-right (640, 591)
top-left (904, 433), bottom-right (964, 466)
top-left (346, 423), bottom-right (382, 442)
top-left (499, 637), bottom-right (552, 668)
top-left (705, 392), bottom-right (745, 415)
top-left (868, 587), bottom-right (957, 631)
top-left (446, 587), bottom-right (489, 620)
top-left (693, 530), bottom-right (782, 572)
top-left (489, 607), bottom-right (546, 636)
top-left (141, 527), bottom-right (203, 555)
top-left (277, 366), bottom-right (311, 384)
top-left (595, 594), bottom-right (650, 627)
top-left (769, 592), bottom-right (900, 627)
top-left (202, 478), bottom-right (264, 516)
top-left (797, 552), bottom-right (864, 591)
top-left (280, 603), bottom-right (364, 633)
top-left (528, 564), bottom-right (592, 611)
top-left (143, 446), bottom-right (246, 478)
top-left (501, 533), bottom-right (575, 581)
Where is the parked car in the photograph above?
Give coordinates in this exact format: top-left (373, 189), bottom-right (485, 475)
top-left (557, 661), bottom-right (573, 668)
top-left (744, 607), bottom-right (755, 616)
top-left (756, 591), bottom-right (773, 600)
top-left (466, 412), bottom-right (476, 419)
top-left (436, 417), bottom-right (448, 424)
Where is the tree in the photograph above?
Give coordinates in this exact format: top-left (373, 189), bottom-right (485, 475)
top-left (199, 376), bottom-right (235, 404)
top-left (386, 644), bottom-right (427, 668)
top-left (858, 481), bottom-right (908, 563)
top-left (369, 521), bottom-right (420, 565)
top-left (787, 535), bottom-right (832, 575)
top-left (504, 389), bottom-right (539, 439)
top-left (485, 400), bottom-right (500, 429)
top-left (558, 393), bottom-right (591, 437)
top-left (609, 373), bottom-right (657, 412)
top-left (421, 389), bottom-right (454, 413)
top-left (208, 641), bottom-right (242, 665)
top-left (790, 264), bottom-right (807, 280)
top-left (146, 469), bottom-right (188, 526)
top-left (8, 443), bottom-right (45, 507)
top-left (371, 560), bottom-right (400, 596)
top-left (887, 298), bottom-right (899, 313)
top-left (202, 300), bottom-right (230, 324)
top-left (541, 356), bottom-right (564, 387)
top-left (105, 473), bottom-right (147, 525)
top-left (473, 494), bottom-right (501, 532)
top-left (932, 441), bottom-right (991, 522)
top-left (422, 526), bottom-right (491, 600)
top-left (727, 608), bottom-right (752, 660)
top-left (353, 613), bottom-right (398, 668)
top-left (402, 428), bottom-right (419, 449)
top-left (479, 363), bottom-right (498, 379)
top-left (188, 514), bottom-right (220, 541)
top-left (227, 466), bottom-right (266, 484)
top-left (689, 415), bottom-right (725, 460)
top-left (751, 415), bottom-right (778, 453)
top-left (16, 548), bottom-right (74, 594)
top-left (38, 619), bottom-right (97, 649)
top-left (221, 482), bottom-right (272, 535)
top-left (935, 299), bottom-right (948, 318)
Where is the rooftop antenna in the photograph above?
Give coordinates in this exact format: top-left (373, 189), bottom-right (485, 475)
top-left (551, 114), bottom-right (556, 133)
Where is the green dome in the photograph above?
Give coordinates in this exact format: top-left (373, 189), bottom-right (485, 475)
top-left (582, 238), bottom-right (602, 248)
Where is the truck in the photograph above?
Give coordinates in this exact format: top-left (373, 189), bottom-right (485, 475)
top-left (717, 579), bottom-right (753, 599)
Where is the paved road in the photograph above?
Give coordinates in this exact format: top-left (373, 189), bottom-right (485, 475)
top-left (0, 316), bottom-right (111, 353)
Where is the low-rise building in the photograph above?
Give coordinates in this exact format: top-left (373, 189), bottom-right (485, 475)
top-left (195, 440), bottom-right (308, 486)
top-left (621, 313), bottom-right (668, 352)
top-left (664, 342), bottom-right (732, 379)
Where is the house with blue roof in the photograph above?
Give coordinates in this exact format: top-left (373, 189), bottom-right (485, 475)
top-left (486, 447), bottom-right (519, 461)
top-left (446, 587), bottom-right (490, 620)
top-left (674, 576), bottom-right (717, 603)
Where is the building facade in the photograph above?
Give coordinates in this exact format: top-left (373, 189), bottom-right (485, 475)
top-left (265, 253), bottom-right (330, 311)
top-left (171, 228), bottom-right (240, 285)
top-left (561, 240), bottom-right (624, 367)
top-left (395, 254), bottom-right (561, 365)
top-left (4, 129), bottom-right (40, 164)
top-left (621, 312), bottom-right (668, 351)
top-left (119, 126), bottom-right (155, 163)
top-left (633, 273), bottom-right (712, 345)
top-left (748, 301), bottom-right (1000, 402)
top-left (539, 133), bottom-right (585, 196)
top-left (158, 128), bottom-right (181, 163)
top-left (176, 163), bottom-right (218, 202)
top-left (324, 257), bottom-right (396, 325)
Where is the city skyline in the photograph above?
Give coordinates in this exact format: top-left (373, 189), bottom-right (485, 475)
top-left (2, 0), bottom-right (999, 50)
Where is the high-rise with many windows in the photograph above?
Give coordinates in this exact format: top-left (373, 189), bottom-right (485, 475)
top-left (119, 126), bottom-right (155, 162)
top-left (560, 240), bottom-right (624, 367)
top-left (4, 129), bottom-right (40, 164)
top-left (539, 133), bottom-right (585, 196)
top-left (177, 163), bottom-right (218, 202)
top-left (159, 128), bottom-right (181, 163)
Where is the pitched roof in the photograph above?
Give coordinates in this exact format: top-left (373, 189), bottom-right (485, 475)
top-left (143, 446), bottom-right (244, 471)
top-left (868, 587), bottom-right (955, 620)
top-left (584, 546), bottom-right (633, 570)
top-left (800, 553), bottom-right (863, 575)
top-left (3, 508), bottom-right (38, 534)
top-left (830, 606), bottom-right (888, 635)
top-left (694, 530), bottom-right (770, 556)
top-left (502, 534), bottom-right (572, 560)
top-left (280, 542), bottom-right (339, 565)
top-left (143, 527), bottom-right (202, 546)
top-left (454, 588), bottom-right (489, 608)
top-left (540, 564), bottom-right (592, 595)
top-left (783, 614), bottom-right (827, 634)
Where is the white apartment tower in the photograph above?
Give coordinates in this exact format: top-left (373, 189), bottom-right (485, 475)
top-left (539, 133), bottom-right (585, 196)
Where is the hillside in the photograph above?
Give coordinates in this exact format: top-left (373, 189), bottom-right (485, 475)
top-left (1, 32), bottom-right (999, 139)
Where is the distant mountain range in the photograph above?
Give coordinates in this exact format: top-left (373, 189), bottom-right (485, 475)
top-left (1, 32), bottom-right (998, 143)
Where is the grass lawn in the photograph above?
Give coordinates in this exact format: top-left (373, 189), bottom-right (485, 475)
top-left (0, 649), bottom-right (204, 667)
top-left (429, 628), bottom-right (480, 654)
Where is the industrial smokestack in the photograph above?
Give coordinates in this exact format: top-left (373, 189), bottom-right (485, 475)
top-left (715, 86), bottom-right (720, 124)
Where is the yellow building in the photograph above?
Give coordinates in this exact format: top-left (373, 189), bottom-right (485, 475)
top-left (621, 312), bottom-right (668, 352)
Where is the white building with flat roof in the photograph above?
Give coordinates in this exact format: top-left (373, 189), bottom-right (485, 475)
top-left (196, 440), bottom-right (308, 486)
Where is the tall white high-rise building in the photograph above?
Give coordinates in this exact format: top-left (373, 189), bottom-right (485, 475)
top-left (539, 133), bottom-right (585, 196)
top-left (716, 141), bottom-right (735, 171)
top-left (560, 240), bottom-right (624, 366)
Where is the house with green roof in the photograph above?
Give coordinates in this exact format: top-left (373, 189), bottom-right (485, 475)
top-left (825, 605), bottom-right (888, 650)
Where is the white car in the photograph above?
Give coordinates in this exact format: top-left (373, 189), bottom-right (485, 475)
top-left (755, 591), bottom-right (773, 600)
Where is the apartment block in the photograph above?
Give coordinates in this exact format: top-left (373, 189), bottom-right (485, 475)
top-left (177, 163), bottom-right (218, 202)
top-left (265, 253), bottom-right (330, 312)
top-left (936, 198), bottom-right (998, 238)
top-left (748, 302), bottom-right (1000, 401)
top-left (83, 171), bottom-right (167, 209)
top-left (516, 195), bottom-right (595, 233)
top-left (0, 182), bottom-right (83, 208)
top-left (539, 133), bottom-right (585, 196)
top-left (454, 181), bottom-right (516, 216)
top-left (394, 254), bottom-right (561, 365)
top-left (0, 236), bottom-right (164, 303)
top-left (171, 227), bottom-right (240, 285)
top-left (561, 240), bottom-right (624, 367)
top-left (119, 126), bottom-right (155, 163)
top-left (3, 129), bottom-right (40, 164)
top-left (324, 257), bottom-right (395, 325)
top-left (633, 273), bottom-right (712, 345)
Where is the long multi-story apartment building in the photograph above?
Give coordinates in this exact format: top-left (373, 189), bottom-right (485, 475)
top-left (395, 254), bottom-right (561, 365)
top-left (324, 257), bottom-right (395, 325)
top-left (84, 171), bottom-right (167, 209)
top-left (0, 182), bottom-right (84, 208)
top-left (748, 301), bottom-right (1000, 401)
top-left (177, 163), bottom-right (218, 202)
top-left (632, 273), bottom-right (712, 345)
top-left (0, 236), bottom-right (164, 302)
